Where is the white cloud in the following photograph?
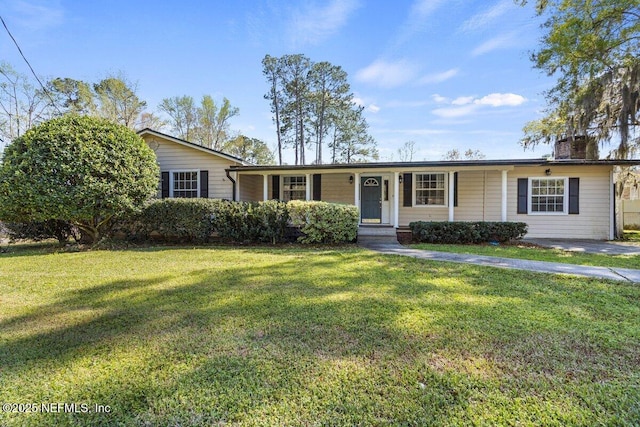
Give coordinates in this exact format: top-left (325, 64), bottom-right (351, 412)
top-left (432, 92), bottom-right (527, 118)
top-left (431, 94), bottom-right (449, 104)
top-left (475, 93), bottom-right (526, 107)
top-left (432, 104), bottom-right (479, 119)
top-left (356, 59), bottom-right (418, 88)
top-left (290, 0), bottom-right (361, 46)
top-left (353, 96), bottom-right (380, 113)
top-left (418, 68), bottom-right (459, 85)
top-left (386, 99), bottom-right (431, 108)
top-left (352, 97), bottom-right (365, 107)
top-left (460, 0), bottom-right (513, 32)
top-left (471, 32), bottom-right (520, 56)
top-left (452, 96), bottom-right (475, 105)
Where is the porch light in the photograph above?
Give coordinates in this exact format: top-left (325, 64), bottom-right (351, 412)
top-left (349, 175), bottom-right (354, 184)
top-left (545, 168), bottom-right (552, 176)
top-left (399, 175), bottom-right (403, 184)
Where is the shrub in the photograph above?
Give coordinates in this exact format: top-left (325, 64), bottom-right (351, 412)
top-left (288, 200), bottom-right (358, 244)
top-left (132, 198), bottom-right (224, 243)
top-left (118, 199), bottom-right (290, 244)
top-left (118, 199), bottom-right (356, 245)
top-left (0, 116), bottom-right (159, 244)
top-left (409, 221), bottom-right (528, 244)
top-left (3, 220), bottom-right (78, 245)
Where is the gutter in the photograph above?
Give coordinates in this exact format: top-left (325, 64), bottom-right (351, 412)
top-left (226, 169), bottom-right (237, 201)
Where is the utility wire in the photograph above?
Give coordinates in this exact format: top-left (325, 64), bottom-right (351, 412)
top-left (0, 14), bottom-right (63, 115)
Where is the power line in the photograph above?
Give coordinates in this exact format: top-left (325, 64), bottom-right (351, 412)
top-left (0, 14), bottom-right (62, 115)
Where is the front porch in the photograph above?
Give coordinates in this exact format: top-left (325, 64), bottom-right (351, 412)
top-left (233, 166), bottom-right (513, 228)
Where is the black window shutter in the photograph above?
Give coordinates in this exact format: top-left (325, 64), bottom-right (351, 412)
top-left (313, 174), bottom-right (322, 201)
top-left (517, 178), bottom-right (528, 214)
top-left (272, 175), bottom-right (280, 200)
top-left (161, 171), bottom-right (169, 198)
top-left (200, 170), bottom-right (209, 198)
top-left (568, 177), bottom-right (579, 214)
top-left (453, 172), bottom-right (458, 207)
top-left (403, 173), bottom-right (412, 207)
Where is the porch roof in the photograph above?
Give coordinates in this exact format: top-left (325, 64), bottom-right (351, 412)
top-left (228, 158), bottom-right (640, 174)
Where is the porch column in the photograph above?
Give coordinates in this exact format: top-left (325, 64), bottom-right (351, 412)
top-left (263, 174), bottom-right (269, 201)
top-left (354, 172), bottom-right (360, 211)
top-left (305, 173), bottom-right (311, 201)
top-left (501, 170), bottom-right (508, 221)
top-left (393, 172), bottom-right (400, 228)
top-left (448, 171), bottom-right (455, 222)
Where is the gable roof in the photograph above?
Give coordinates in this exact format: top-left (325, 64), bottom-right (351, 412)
top-left (137, 128), bottom-right (250, 165)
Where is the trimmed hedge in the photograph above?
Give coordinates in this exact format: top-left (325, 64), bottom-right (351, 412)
top-left (409, 221), bottom-right (528, 244)
top-left (118, 198), bottom-right (290, 243)
top-left (288, 200), bottom-right (359, 244)
top-left (116, 199), bottom-right (357, 244)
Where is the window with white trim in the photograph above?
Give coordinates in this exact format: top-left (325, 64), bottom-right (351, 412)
top-left (282, 176), bottom-right (306, 201)
top-left (172, 171), bottom-right (199, 198)
top-left (529, 177), bottom-right (567, 213)
top-left (414, 173), bottom-right (446, 206)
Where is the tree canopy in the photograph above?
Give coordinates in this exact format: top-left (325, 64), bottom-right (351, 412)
top-left (159, 95), bottom-right (240, 150)
top-left (223, 135), bottom-right (275, 165)
top-left (521, 0), bottom-right (640, 159)
top-left (0, 116), bottom-right (159, 243)
top-left (262, 54), bottom-right (377, 165)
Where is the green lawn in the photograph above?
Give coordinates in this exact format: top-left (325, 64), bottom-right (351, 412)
top-left (625, 229), bottom-right (640, 242)
top-left (1, 244), bottom-right (639, 426)
top-left (410, 242), bottom-right (640, 270)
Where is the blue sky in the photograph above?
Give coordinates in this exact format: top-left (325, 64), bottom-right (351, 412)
top-left (1, 0), bottom-right (556, 162)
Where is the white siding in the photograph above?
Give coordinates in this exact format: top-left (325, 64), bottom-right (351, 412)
top-left (239, 175), bottom-right (262, 202)
top-left (321, 173), bottom-right (354, 204)
top-left (143, 134), bottom-right (241, 200)
top-left (397, 166), bottom-right (613, 239)
top-left (508, 165), bottom-right (612, 239)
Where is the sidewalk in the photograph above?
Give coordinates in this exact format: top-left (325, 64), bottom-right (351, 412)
top-left (358, 236), bottom-right (640, 283)
top-left (524, 238), bottom-right (640, 255)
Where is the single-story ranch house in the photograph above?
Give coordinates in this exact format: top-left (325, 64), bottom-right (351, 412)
top-left (139, 128), bottom-right (640, 240)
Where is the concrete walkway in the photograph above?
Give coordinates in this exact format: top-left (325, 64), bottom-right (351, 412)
top-left (524, 238), bottom-right (640, 255)
top-left (358, 236), bottom-right (640, 283)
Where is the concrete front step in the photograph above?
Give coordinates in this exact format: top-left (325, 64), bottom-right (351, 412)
top-left (357, 226), bottom-right (396, 237)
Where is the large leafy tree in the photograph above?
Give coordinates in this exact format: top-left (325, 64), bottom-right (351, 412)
top-left (521, 0), bottom-right (640, 159)
top-left (223, 135), bottom-right (275, 165)
top-left (308, 61), bottom-right (352, 165)
top-left (330, 106), bottom-right (378, 164)
top-left (158, 95), bottom-right (198, 140)
top-left (262, 54), bottom-right (376, 165)
top-left (159, 94), bottom-right (239, 149)
top-left (48, 77), bottom-right (96, 116)
top-left (93, 75), bottom-right (147, 129)
top-left (45, 73), bottom-right (148, 129)
top-left (195, 95), bottom-right (239, 150)
top-left (0, 116), bottom-right (159, 243)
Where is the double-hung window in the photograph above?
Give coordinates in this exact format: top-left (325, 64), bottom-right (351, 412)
top-left (529, 177), bottom-right (567, 214)
top-left (172, 171), bottom-right (199, 198)
top-left (414, 173), bottom-right (446, 206)
top-left (282, 176), bottom-right (306, 201)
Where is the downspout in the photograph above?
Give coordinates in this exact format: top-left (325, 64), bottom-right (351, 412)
top-left (226, 169), bottom-right (237, 202)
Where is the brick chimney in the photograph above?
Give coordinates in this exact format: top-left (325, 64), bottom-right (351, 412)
top-left (554, 136), bottom-right (595, 159)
